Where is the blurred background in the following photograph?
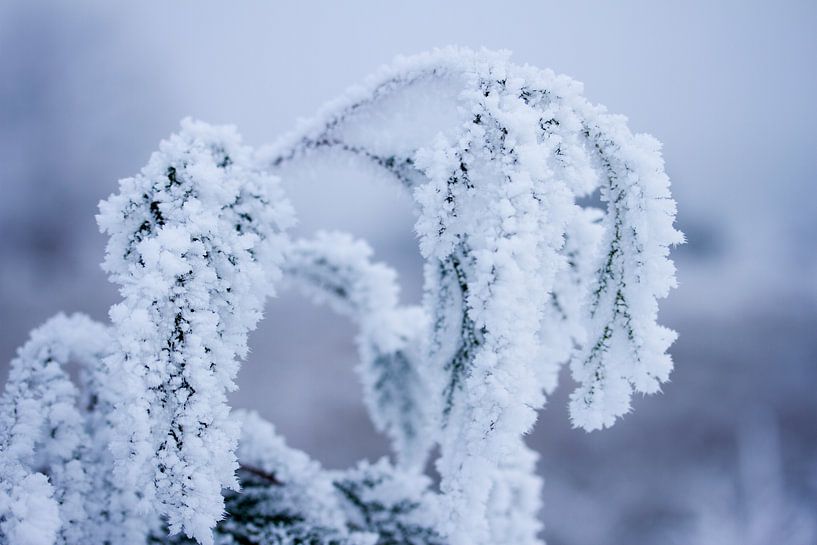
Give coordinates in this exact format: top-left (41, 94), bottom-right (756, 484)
top-left (1, 1), bottom-right (815, 543)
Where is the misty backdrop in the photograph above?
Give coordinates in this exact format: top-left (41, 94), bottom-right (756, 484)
top-left (1, 2), bottom-right (815, 544)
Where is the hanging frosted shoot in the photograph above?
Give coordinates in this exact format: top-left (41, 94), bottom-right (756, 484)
top-left (567, 111), bottom-right (684, 431)
top-left (537, 207), bottom-right (605, 395)
top-left (97, 119), bottom-right (294, 544)
top-left (282, 232), bottom-right (433, 470)
top-left (413, 65), bottom-right (577, 543)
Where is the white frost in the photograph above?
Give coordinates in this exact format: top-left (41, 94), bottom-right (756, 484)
top-left (97, 118), bottom-right (294, 544)
top-left (1, 48), bottom-right (680, 545)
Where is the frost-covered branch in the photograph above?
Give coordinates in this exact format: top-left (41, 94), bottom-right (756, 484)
top-left (0, 313), bottom-right (149, 545)
top-left (333, 460), bottom-right (444, 545)
top-left (152, 412), bottom-right (444, 545)
top-left (282, 232), bottom-right (433, 470)
top-left (567, 115), bottom-right (684, 431)
top-left (97, 119), bottom-right (294, 543)
top-left (262, 48), bottom-right (680, 545)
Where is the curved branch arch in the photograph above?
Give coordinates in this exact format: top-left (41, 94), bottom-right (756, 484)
top-left (281, 231), bottom-right (432, 471)
top-left (252, 47), bottom-right (681, 545)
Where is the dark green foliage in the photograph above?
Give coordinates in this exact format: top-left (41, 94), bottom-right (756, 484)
top-left (333, 465), bottom-right (445, 545)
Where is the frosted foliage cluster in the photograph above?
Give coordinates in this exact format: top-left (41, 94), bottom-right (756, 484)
top-left (0, 313), bottom-right (149, 545)
top-left (1, 48), bottom-right (680, 545)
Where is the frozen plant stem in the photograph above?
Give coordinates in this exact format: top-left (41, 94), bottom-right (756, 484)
top-left (0, 47), bottom-right (681, 545)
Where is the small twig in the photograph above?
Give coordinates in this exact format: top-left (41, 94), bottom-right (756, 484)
top-left (238, 464), bottom-right (283, 486)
